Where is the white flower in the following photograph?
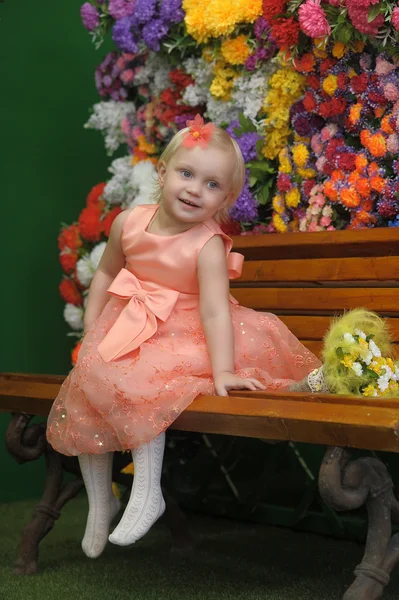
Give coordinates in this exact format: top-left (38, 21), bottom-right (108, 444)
top-left (84, 101), bottom-right (136, 155)
top-left (369, 339), bottom-right (382, 358)
top-left (64, 303), bottom-right (84, 331)
top-left (354, 329), bottom-right (366, 339)
top-left (232, 65), bottom-right (275, 121)
top-left (76, 242), bottom-right (106, 287)
top-left (363, 351), bottom-right (373, 366)
top-left (343, 333), bottom-right (355, 344)
top-left (351, 362), bottom-right (363, 377)
top-left (206, 97), bottom-right (240, 125)
top-left (183, 84), bottom-right (209, 107)
top-left (103, 157), bottom-right (156, 208)
top-left (377, 376), bottom-right (389, 392)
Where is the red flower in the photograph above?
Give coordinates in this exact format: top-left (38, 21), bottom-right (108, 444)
top-left (350, 73), bottom-right (368, 94)
top-left (59, 279), bottom-right (83, 305)
top-left (59, 250), bottom-right (78, 274)
top-left (102, 206), bottom-right (122, 238)
top-left (330, 97), bottom-right (347, 115)
top-left (262, 0), bottom-right (286, 21)
top-left (220, 219), bottom-right (242, 236)
top-left (87, 183), bottom-right (106, 207)
top-left (319, 58), bottom-right (337, 76)
top-left (303, 179), bottom-right (315, 197)
top-left (325, 139), bottom-right (342, 162)
top-left (337, 152), bottom-right (356, 172)
top-left (319, 101), bottom-right (332, 118)
top-left (169, 69), bottom-right (194, 89)
top-left (71, 340), bottom-right (82, 366)
top-left (277, 173), bottom-right (292, 192)
top-left (271, 17), bottom-right (300, 48)
top-left (303, 90), bottom-right (317, 112)
top-left (307, 74), bottom-right (320, 90)
top-left (58, 224), bottom-right (82, 252)
top-left (368, 90), bottom-right (387, 106)
top-left (78, 206), bottom-right (103, 242)
top-left (337, 72), bottom-right (349, 90)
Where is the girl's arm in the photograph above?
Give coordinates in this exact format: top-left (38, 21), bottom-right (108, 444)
top-left (198, 236), bottom-right (265, 396)
top-left (83, 210), bottom-right (130, 333)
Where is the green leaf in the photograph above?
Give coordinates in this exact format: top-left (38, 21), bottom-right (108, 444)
top-left (257, 184), bottom-right (270, 206)
top-left (368, 4), bottom-right (382, 23)
top-left (335, 347), bottom-right (344, 358)
top-left (249, 175), bottom-right (258, 187)
top-left (335, 23), bottom-right (352, 45)
top-left (238, 112), bottom-right (257, 133)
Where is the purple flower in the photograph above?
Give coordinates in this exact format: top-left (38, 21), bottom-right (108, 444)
top-left (174, 112), bottom-right (196, 129)
top-left (142, 19), bottom-right (169, 51)
top-left (230, 180), bottom-right (259, 222)
top-left (244, 54), bottom-right (257, 72)
top-left (109, 0), bottom-right (135, 19)
top-left (80, 2), bottom-right (99, 31)
top-left (160, 0), bottom-right (184, 24)
top-left (254, 17), bottom-right (271, 40)
top-left (226, 121), bottom-right (262, 163)
top-left (113, 17), bottom-right (139, 53)
top-left (130, 0), bottom-right (158, 26)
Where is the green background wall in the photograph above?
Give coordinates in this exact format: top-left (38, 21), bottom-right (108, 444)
top-left (0, 1), bottom-right (112, 501)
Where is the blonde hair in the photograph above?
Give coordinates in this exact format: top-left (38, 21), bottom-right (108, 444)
top-left (152, 126), bottom-right (245, 223)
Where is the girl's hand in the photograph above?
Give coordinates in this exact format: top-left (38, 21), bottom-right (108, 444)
top-left (214, 372), bottom-right (266, 397)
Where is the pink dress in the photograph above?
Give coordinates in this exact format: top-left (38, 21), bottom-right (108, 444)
top-left (47, 204), bottom-right (320, 456)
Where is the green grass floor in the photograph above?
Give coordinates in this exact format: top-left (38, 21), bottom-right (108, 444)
top-left (1, 494), bottom-right (398, 600)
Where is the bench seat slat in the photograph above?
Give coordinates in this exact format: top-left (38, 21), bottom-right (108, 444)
top-left (231, 287), bottom-right (399, 313)
top-left (239, 256), bottom-right (399, 283)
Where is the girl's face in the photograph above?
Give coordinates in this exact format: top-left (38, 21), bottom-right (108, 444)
top-left (158, 144), bottom-right (235, 224)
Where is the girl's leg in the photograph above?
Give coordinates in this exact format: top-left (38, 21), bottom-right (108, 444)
top-left (78, 452), bottom-right (120, 558)
top-left (289, 366), bottom-right (329, 393)
top-left (109, 432), bottom-right (165, 546)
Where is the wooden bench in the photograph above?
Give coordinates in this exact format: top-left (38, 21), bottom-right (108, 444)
top-left (2, 228), bottom-right (399, 600)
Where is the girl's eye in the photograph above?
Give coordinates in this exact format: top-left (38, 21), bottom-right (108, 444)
top-left (208, 181), bottom-right (218, 189)
top-left (181, 170), bottom-right (191, 178)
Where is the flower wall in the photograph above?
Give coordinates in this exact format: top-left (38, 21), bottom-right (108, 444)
top-left (60, 0), bottom-right (399, 359)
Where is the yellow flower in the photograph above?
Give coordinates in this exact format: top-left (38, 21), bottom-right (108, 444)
top-left (278, 147), bottom-right (292, 173)
top-left (210, 60), bottom-right (237, 99)
top-left (370, 357), bottom-right (386, 375)
top-left (297, 167), bottom-right (316, 178)
top-left (183, 0), bottom-right (262, 42)
top-left (388, 381), bottom-right (399, 395)
top-left (221, 35), bottom-right (250, 65)
top-left (272, 194), bottom-right (285, 214)
top-left (285, 187), bottom-right (301, 208)
top-left (347, 68), bottom-right (357, 79)
top-left (314, 37), bottom-right (327, 51)
top-left (323, 74), bottom-right (338, 97)
top-left (341, 355), bottom-right (354, 369)
top-left (362, 384), bottom-right (377, 397)
top-left (292, 143), bottom-right (309, 168)
top-left (138, 135), bottom-right (156, 155)
top-left (273, 213), bottom-right (287, 233)
top-left (332, 41), bottom-right (346, 59)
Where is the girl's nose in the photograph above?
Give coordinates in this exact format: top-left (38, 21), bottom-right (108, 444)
top-left (186, 182), bottom-right (200, 196)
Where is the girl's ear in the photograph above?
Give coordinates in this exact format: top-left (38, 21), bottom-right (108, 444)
top-left (158, 161), bottom-right (167, 187)
top-left (221, 191), bottom-right (234, 208)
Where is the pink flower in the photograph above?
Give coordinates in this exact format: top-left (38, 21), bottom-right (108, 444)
top-left (308, 221), bottom-right (321, 232)
top-left (375, 56), bottom-right (397, 76)
top-left (316, 156), bottom-right (327, 172)
top-left (359, 54), bottom-right (372, 70)
top-left (320, 216), bottom-right (332, 227)
top-left (384, 82), bottom-right (399, 102)
top-left (327, 0), bottom-right (341, 5)
top-left (298, 0), bottom-right (331, 38)
top-left (181, 114), bottom-right (216, 149)
top-left (327, 225), bottom-right (336, 231)
top-left (320, 123), bottom-right (338, 141)
top-left (313, 194), bottom-right (326, 207)
top-left (120, 117), bottom-right (130, 135)
top-left (393, 7), bottom-right (399, 31)
top-left (311, 133), bottom-right (323, 156)
top-left (347, 4), bottom-right (384, 35)
top-left (387, 134), bottom-right (399, 153)
top-left (346, 0), bottom-right (378, 6)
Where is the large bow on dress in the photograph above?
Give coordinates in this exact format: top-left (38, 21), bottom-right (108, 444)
top-left (97, 268), bottom-right (180, 362)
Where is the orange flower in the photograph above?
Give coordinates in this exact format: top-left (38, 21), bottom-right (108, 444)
top-left (370, 176), bottom-right (385, 193)
top-left (324, 180), bottom-right (338, 201)
top-left (331, 170), bottom-right (344, 182)
top-left (374, 107), bottom-right (385, 119)
top-left (381, 115), bottom-right (394, 134)
top-left (355, 154), bottom-right (368, 172)
top-left (356, 178), bottom-right (371, 198)
top-left (71, 341), bottom-right (82, 366)
top-left (295, 53), bottom-right (315, 73)
top-left (340, 187), bottom-right (361, 208)
top-left (349, 103), bottom-right (362, 125)
top-left (360, 129), bottom-right (371, 148)
top-left (356, 211), bottom-right (373, 224)
top-left (102, 207), bottom-right (122, 238)
top-left (58, 224), bottom-right (82, 252)
top-left (78, 206), bottom-right (103, 242)
top-left (368, 161), bottom-right (380, 175)
top-left (368, 133), bottom-right (387, 158)
top-left (348, 171), bottom-right (360, 186)
top-left (87, 183), bottom-right (106, 207)
top-left (361, 199), bottom-right (373, 212)
top-left (59, 279), bottom-right (83, 306)
top-left (59, 250), bottom-right (78, 274)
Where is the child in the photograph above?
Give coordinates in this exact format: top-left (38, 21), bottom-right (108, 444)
top-left (47, 115), bottom-right (321, 559)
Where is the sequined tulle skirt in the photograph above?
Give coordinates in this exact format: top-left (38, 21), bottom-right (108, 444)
top-left (46, 298), bottom-right (320, 456)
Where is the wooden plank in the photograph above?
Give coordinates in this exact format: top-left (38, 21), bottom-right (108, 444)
top-left (231, 287), bottom-right (399, 313)
top-left (278, 315), bottom-right (399, 343)
top-left (232, 229), bottom-right (399, 260)
top-left (172, 395), bottom-right (399, 453)
top-left (239, 256), bottom-right (399, 283)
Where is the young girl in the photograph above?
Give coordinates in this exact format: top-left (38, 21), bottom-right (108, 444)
top-left (47, 115), bottom-right (321, 559)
